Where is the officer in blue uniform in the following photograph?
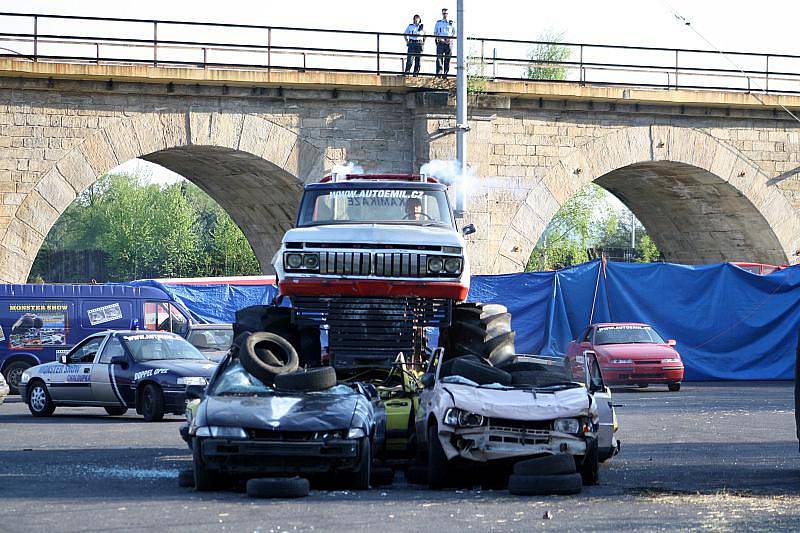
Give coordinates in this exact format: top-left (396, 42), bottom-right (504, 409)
top-left (434, 8), bottom-right (455, 78)
top-left (404, 14), bottom-right (425, 75)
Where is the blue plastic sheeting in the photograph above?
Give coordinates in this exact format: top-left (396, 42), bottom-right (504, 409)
top-left (129, 279), bottom-right (279, 324)
top-left (470, 260), bottom-right (800, 381)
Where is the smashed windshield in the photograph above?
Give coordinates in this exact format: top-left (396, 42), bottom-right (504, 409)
top-left (595, 326), bottom-right (665, 345)
top-left (297, 186), bottom-right (453, 228)
top-left (209, 359), bottom-right (353, 396)
top-left (121, 334), bottom-right (206, 361)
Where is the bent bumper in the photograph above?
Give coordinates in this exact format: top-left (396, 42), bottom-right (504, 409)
top-left (440, 426), bottom-right (588, 462)
top-left (198, 437), bottom-right (362, 474)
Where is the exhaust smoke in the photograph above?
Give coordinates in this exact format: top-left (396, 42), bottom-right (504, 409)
top-left (420, 159), bottom-right (476, 215)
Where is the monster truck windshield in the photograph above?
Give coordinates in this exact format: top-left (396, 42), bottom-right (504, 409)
top-left (297, 186), bottom-right (454, 228)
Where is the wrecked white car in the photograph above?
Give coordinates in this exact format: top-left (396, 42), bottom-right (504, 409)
top-left (415, 350), bottom-right (615, 489)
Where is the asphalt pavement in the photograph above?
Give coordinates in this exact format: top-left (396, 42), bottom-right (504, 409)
top-left (1, 382), bottom-right (799, 532)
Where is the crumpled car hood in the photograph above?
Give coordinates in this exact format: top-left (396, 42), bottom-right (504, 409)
top-left (203, 394), bottom-right (358, 431)
top-left (442, 383), bottom-right (594, 420)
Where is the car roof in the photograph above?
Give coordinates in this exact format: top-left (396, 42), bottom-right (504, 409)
top-left (592, 322), bottom-right (650, 328)
top-left (305, 181), bottom-right (447, 192)
top-left (190, 324), bottom-right (232, 330)
top-left (111, 330), bottom-right (181, 337)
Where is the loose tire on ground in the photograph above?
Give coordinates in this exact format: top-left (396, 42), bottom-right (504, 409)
top-left (449, 357), bottom-right (512, 386)
top-left (508, 472), bottom-right (583, 495)
top-left (140, 383), bottom-right (165, 422)
top-left (274, 367), bottom-right (337, 392)
top-left (177, 469), bottom-right (194, 488)
top-left (246, 477), bottom-right (310, 499)
top-left (513, 454), bottom-right (577, 476)
top-left (4, 360), bottom-right (31, 395)
top-left (27, 380), bottom-right (55, 417)
top-left (239, 331), bottom-right (299, 385)
top-left (104, 406), bottom-right (128, 416)
top-left (668, 382), bottom-right (681, 392)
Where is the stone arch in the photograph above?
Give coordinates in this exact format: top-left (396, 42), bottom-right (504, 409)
top-left (495, 125), bottom-right (800, 273)
top-left (0, 111), bottom-right (335, 283)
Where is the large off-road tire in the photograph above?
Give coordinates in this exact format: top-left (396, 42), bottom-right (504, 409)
top-left (246, 477), bottom-right (310, 498)
top-left (514, 454), bottom-right (576, 476)
top-left (4, 360), bottom-right (32, 395)
top-left (439, 354), bottom-right (483, 378)
top-left (235, 305), bottom-right (321, 367)
top-left (441, 303), bottom-right (516, 366)
top-left (239, 332), bottom-right (299, 385)
top-left (27, 380), bottom-right (56, 417)
top-left (192, 438), bottom-right (224, 491)
top-left (508, 472), bottom-right (583, 495)
top-left (427, 424), bottom-right (451, 489)
top-left (274, 367), bottom-right (337, 392)
top-left (349, 437), bottom-right (372, 490)
top-left (104, 406), bottom-right (128, 416)
top-left (579, 438), bottom-right (600, 486)
top-left (448, 357), bottom-right (512, 386)
top-left (140, 383), bottom-right (165, 422)
top-left (510, 370), bottom-right (569, 387)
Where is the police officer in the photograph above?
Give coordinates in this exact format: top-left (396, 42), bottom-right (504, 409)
top-left (404, 14), bottom-right (425, 76)
top-left (434, 7), bottom-right (455, 78)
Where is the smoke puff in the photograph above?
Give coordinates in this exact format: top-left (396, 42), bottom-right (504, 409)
top-left (331, 162), bottom-right (364, 175)
top-left (419, 159), bottom-right (474, 185)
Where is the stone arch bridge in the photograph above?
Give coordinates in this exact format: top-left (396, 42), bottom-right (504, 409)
top-left (1, 60), bottom-right (799, 282)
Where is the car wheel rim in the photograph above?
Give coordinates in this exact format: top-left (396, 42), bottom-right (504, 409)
top-left (7, 368), bottom-right (22, 388)
top-left (30, 386), bottom-right (46, 412)
top-left (143, 390), bottom-right (152, 414)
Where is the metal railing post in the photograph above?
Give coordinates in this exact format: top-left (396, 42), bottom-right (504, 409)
top-left (267, 27), bottom-right (272, 73)
top-left (376, 33), bottom-right (381, 75)
top-left (153, 21), bottom-right (158, 66)
top-left (33, 15), bottom-right (38, 61)
top-left (96, 43), bottom-right (100, 64)
top-left (765, 54), bottom-right (770, 93)
top-left (202, 47), bottom-right (207, 68)
top-left (579, 44), bottom-right (584, 83)
top-left (480, 39), bottom-right (485, 77)
top-left (492, 47), bottom-right (497, 79)
top-left (674, 49), bottom-right (679, 89)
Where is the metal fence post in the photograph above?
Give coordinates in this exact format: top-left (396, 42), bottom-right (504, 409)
top-left (579, 44), bottom-right (584, 83)
top-left (33, 15), bottom-right (38, 61)
top-left (202, 47), bottom-right (207, 68)
top-left (492, 47), bottom-right (497, 79)
top-left (267, 28), bottom-right (272, 73)
top-left (765, 54), bottom-right (770, 93)
top-left (96, 43), bottom-right (100, 64)
top-left (376, 33), bottom-right (381, 75)
top-left (480, 39), bottom-right (485, 77)
top-left (153, 21), bottom-right (158, 66)
top-left (674, 49), bottom-right (679, 89)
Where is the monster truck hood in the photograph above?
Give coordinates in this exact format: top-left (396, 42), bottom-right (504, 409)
top-left (283, 224), bottom-right (464, 248)
top-left (441, 383), bottom-right (594, 420)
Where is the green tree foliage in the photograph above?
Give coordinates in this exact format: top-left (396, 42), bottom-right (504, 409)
top-left (29, 173), bottom-right (261, 282)
top-left (527, 30), bottom-right (571, 81)
top-left (527, 183), bottom-right (661, 271)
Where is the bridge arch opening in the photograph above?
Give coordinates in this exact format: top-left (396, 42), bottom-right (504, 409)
top-left (0, 112), bottom-right (334, 283)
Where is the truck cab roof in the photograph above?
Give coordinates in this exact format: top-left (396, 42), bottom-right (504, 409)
top-left (305, 180), bottom-right (447, 192)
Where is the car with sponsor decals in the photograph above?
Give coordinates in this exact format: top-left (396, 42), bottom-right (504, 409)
top-left (185, 340), bottom-right (386, 490)
top-left (565, 322), bottom-right (684, 391)
top-left (0, 284), bottom-right (196, 395)
top-left (19, 330), bottom-right (217, 421)
top-left (0, 372), bottom-right (8, 405)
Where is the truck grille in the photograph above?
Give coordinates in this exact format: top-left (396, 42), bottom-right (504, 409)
top-left (318, 251), bottom-right (430, 277)
top-left (292, 296), bottom-right (451, 368)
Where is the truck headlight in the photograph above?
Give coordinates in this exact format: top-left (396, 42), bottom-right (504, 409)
top-left (444, 257), bottom-right (462, 274)
top-left (444, 408), bottom-right (485, 428)
top-left (177, 377), bottom-right (207, 386)
top-left (20, 372), bottom-right (30, 384)
top-left (347, 428), bottom-right (366, 439)
top-left (194, 426), bottom-right (247, 439)
top-left (554, 418), bottom-right (581, 434)
top-left (303, 253), bottom-right (320, 269)
top-left (286, 253), bottom-right (303, 269)
top-left (610, 359), bottom-right (633, 364)
top-left (428, 257), bottom-right (444, 273)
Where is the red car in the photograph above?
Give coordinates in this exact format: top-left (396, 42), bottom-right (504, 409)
top-left (565, 323), bottom-right (684, 391)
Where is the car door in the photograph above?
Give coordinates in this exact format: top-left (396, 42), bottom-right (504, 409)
top-left (415, 348), bottom-right (443, 448)
top-left (90, 335), bottom-right (129, 407)
top-left (585, 351), bottom-right (617, 461)
top-left (50, 334), bottom-right (106, 404)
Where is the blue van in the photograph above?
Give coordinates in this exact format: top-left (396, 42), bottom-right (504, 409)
top-left (0, 284), bottom-right (194, 394)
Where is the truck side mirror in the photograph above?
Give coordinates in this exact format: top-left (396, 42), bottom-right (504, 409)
top-left (111, 355), bottom-right (128, 368)
top-left (462, 224), bottom-right (476, 236)
top-left (185, 385), bottom-right (206, 400)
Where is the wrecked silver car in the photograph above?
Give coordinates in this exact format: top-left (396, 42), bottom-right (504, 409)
top-left (415, 350), bottom-right (615, 488)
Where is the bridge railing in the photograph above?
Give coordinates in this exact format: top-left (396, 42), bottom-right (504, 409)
top-left (0, 12), bottom-right (799, 95)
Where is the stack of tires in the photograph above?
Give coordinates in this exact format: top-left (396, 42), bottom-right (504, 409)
top-left (234, 305), bottom-right (321, 368)
top-left (508, 455), bottom-right (583, 495)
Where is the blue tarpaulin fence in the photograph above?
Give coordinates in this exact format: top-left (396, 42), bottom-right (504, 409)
top-left (134, 260), bottom-right (800, 381)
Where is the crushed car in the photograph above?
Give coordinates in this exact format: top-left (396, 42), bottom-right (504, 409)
top-left (414, 346), bottom-right (618, 492)
top-left (186, 331), bottom-right (386, 492)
